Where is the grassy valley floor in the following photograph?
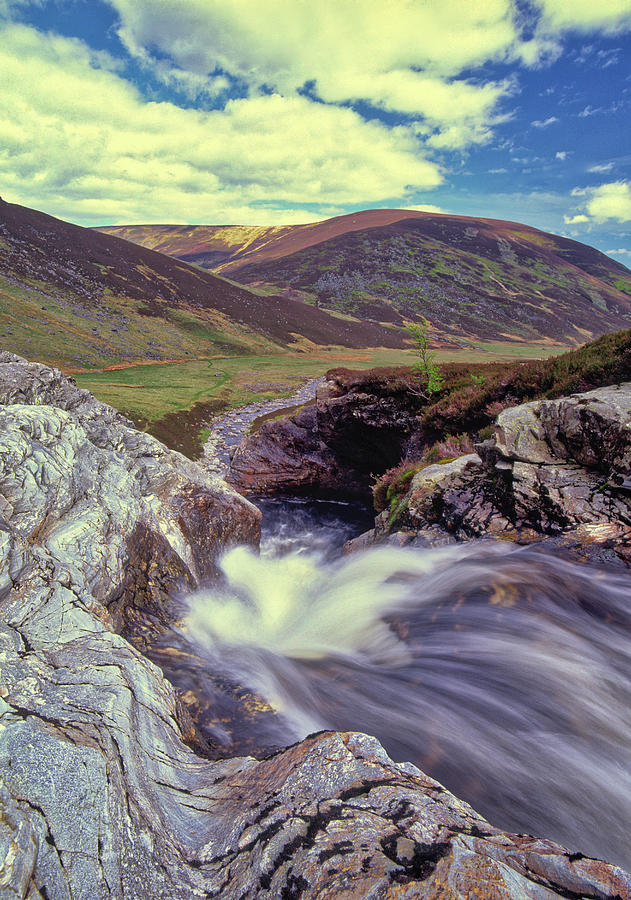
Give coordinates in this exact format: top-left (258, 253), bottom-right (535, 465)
top-left (73, 341), bottom-right (568, 457)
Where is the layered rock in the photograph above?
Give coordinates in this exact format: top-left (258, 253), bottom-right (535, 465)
top-left (0, 352), bottom-right (261, 643)
top-left (354, 383), bottom-right (631, 565)
top-left (2, 354), bottom-right (630, 898)
top-left (229, 368), bottom-right (421, 498)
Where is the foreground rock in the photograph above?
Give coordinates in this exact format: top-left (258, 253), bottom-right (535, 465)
top-left (229, 368), bottom-right (422, 498)
top-left (0, 352), bottom-right (261, 645)
top-left (352, 383), bottom-right (631, 565)
top-left (2, 354), bottom-right (630, 898)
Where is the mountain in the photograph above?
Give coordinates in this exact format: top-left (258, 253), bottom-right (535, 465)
top-left (0, 199), bottom-right (404, 370)
top-left (97, 210), bottom-right (429, 273)
top-left (100, 209), bottom-right (631, 345)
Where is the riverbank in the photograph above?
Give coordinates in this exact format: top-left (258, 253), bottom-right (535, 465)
top-left (201, 377), bottom-right (323, 477)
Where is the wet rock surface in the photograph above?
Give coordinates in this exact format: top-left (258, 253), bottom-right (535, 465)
top-left (360, 383), bottom-right (631, 565)
top-left (229, 369), bottom-right (421, 498)
top-left (202, 376), bottom-right (323, 478)
top-left (2, 354), bottom-right (631, 898)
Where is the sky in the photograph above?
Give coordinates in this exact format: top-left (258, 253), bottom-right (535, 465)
top-left (1, 0), bottom-right (630, 264)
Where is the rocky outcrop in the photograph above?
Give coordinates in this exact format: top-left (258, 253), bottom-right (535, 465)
top-left (2, 354), bottom-right (631, 898)
top-left (0, 352), bottom-right (261, 642)
top-left (355, 383), bottom-right (631, 565)
top-left (229, 368), bottom-right (421, 497)
top-left (227, 403), bottom-right (364, 497)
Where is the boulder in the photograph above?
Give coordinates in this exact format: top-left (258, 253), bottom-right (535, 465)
top-left (496, 383), bottom-right (631, 474)
top-left (229, 369), bottom-right (422, 499)
top-left (0, 353), bottom-right (261, 644)
top-left (365, 384), bottom-right (631, 564)
top-left (228, 404), bottom-right (362, 498)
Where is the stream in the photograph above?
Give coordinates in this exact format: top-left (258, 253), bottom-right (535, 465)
top-left (201, 377), bottom-right (324, 477)
top-left (163, 497), bottom-right (631, 870)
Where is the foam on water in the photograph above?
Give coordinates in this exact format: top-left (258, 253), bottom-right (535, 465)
top-left (183, 505), bottom-right (631, 867)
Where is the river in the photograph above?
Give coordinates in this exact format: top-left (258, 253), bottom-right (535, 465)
top-left (165, 496), bottom-right (631, 870)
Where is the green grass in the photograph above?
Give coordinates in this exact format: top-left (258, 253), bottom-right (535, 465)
top-left (74, 341), bottom-right (566, 427)
top-left (74, 350), bottom-right (413, 422)
top-left (0, 273), bottom-right (281, 370)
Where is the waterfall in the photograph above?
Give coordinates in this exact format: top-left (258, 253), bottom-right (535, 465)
top-left (181, 516), bottom-right (631, 869)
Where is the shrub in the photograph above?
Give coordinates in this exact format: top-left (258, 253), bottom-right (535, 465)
top-left (372, 434), bottom-right (475, 513)
top-left (406, 320), bottom-right (444, 398)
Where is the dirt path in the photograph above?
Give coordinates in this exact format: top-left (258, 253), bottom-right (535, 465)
top-left (201, 377), bottom-right (323, 477)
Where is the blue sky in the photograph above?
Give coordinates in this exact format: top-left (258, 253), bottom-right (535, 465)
top-left (1, 0), bottom-right (630, 264)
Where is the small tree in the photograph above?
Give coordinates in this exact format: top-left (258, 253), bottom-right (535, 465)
top-left (406, 320), bottom-right (444, 398)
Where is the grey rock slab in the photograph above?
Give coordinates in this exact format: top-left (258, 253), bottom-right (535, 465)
top-left (495, 402), bottom-right (558, 464)
top-left (409, 453), bottom-right (482, 493)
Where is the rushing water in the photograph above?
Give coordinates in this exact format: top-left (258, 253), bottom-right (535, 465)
top-left (180, 499), bottom-right (631, 868)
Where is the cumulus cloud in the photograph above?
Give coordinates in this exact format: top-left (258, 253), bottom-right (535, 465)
top-left (606, 247), bottom-right (631, 255)
top-left (585, 181), bottom-right (631, 221)
top-left (532, 0), bottom-right (631, 32)
top-left (104, 0), bottom-right (520, 149)
top-left (555, 151), bottom-right (568, 160)
top-left (3, 1), bottom-right (631, 225)
top-left (565, 181), bottom-right (631, 225)
top-left (0, 23), bottom-right (444, 224)
top-left (108, 0), bottom-right (519, 83)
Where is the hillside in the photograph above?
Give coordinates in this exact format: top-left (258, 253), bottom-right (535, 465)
top-left (97, 210), bottom-right (429, 273)
top-left (0, 199), bottom-right (404, 370)
top-left (96, 223), bottom-right (295, 271)
top-left (100, 209), bottom-right (631, 345)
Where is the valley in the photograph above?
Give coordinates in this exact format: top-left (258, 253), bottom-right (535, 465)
top-left (2, 197), bottom-right (582, 457)
top-left (0, 197), bottom-right (405, 373)
top-left (74, 342), bottom-right (566, 457)
top-left (100, 208), bottom-right (631, 345)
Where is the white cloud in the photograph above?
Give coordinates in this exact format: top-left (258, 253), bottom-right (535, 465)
top-left (104, 0), bottom-right (520, 149)
top-left (532, 116), bottom-right (559, 128)
top-left (588, 162), bottom-right (615, 173)
top-left (109, 0), bottom-right (520, 83)
top-left (585, 181), bottom-right (631, 222)
top-left (401, 204), bottom-right (447, 214)
top-left (3, 1), bottom-right (631, 227)
top-left (565, 181), bottom-right (631, 225)
top-left (555, 151), bottom-right (568, 160)
top-left (0, 23), bottom-right (444, 224)
top-left (606, 247), bottom-right (631, 255)
top-left (532, 0), bottom-right (631, 32)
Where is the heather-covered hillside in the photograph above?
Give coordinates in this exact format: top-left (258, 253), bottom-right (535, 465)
top-left (0, 199), bottom-right (404, 369)
top-left (100, 209), bottom-right (631, 346)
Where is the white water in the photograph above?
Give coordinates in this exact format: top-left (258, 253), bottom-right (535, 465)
top-left (183, 515), bottom-right (631, 868)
